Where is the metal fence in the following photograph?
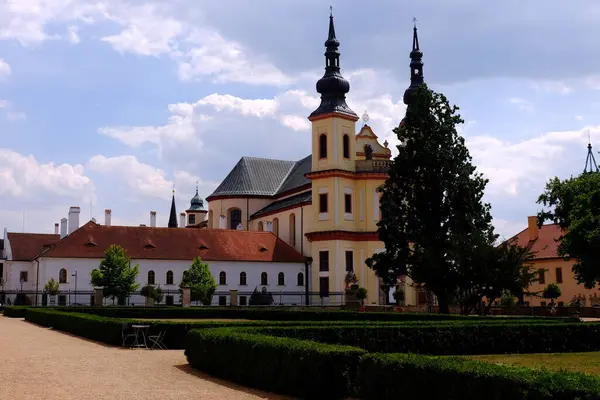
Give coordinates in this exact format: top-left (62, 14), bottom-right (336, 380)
top-left (0, 290), bottom-right (347, 307)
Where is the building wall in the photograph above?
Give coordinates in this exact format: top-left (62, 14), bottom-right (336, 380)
top-left (524, 258), bottom-right (600, 306)
top-left (207, 198), bottom-right (272, 230)
top-left (311, 116), bottom-right (357, 172)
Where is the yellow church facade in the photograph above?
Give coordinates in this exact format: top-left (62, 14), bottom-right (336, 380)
top-left (197, 14), bottom-right (423, 306)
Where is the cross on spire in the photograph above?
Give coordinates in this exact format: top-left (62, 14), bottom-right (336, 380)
top-left (584, 131), bottom-right (599, 173)
top-left (330, 5), bottom-right (333, 16)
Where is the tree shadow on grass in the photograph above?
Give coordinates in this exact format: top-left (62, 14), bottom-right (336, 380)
top-left (173, 364), bottom-right (295, 400)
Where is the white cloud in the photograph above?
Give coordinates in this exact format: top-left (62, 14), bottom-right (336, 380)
top-left (0, 59), bottom-right (11, 79)
top-left (530, 80), bottom-right (572, 95)
top-left (67, 25), bottom-right (80, 44)
top-left (0, 100), bottom-right (26, 121)
top-left (576, 115), bottom-right (584, 121)
top-left (509, 97), bottom-right (534, 113)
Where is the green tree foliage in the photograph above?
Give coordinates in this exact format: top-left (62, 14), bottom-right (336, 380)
top-left (91, 244), bottom-right (140, 303)
top-left (141, 284), bottom-right (164, 304)
top-left (44, 278), bottom-right (60, 296)
top-left (180, 257), bottom-right (216, 305)
top-left (356, 287), bottom-right (368, 306)
top-left (249, 287), bottom-right (274, 306)
top-left (537, 172), bottom-right (600, 289)
top-left (543, 283), bottom-right (562, 301)
top-left (366, 84), bottom-right (495, 313)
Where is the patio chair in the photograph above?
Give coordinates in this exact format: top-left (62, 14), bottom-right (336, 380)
top-left (121, 323), bottom-right (137, 347)
top-left (147, 330), bottom-right (167, 349)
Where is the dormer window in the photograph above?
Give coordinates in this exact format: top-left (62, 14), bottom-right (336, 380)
top-left (259, 246), bottom-right (268, 252)
top-left (198, 244), bottom-right (209, 250)
top-left (144, 243), bottom-right (155, 249)
top-left (84, 242), bottom-right (97, 247)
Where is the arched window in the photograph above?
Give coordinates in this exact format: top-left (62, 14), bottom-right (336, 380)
top-left (273, 218), bottom-right (279, 237)
top-left (297, 272), bottom-right (304, 286)
top-left (59, 268), bottom-right (67, 284)
top-left (289, 214), bottom-right (296, 246)
top-left (343, 134), bottom-right (350, 159)
top-left (240, 271), bottom-right (247, 285)
top-left (261, 272), bottom-right (268, 286)
top-left (319, 134), bottom-right (327, 159)
top-left (219, 271), bottom-right (227, 285)
top-left (229, 208), bottom-right (242, 230)
top-left (258, 221), bottom-right (264, 232)
top-left (278, 272), bottom-right (285, 286)
top-left (166, 270), bottom-right (174, 285)
top-left (148, 270), bottom-right (155, 285)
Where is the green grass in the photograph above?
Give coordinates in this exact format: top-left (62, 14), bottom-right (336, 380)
top-left (471, 351), bottom-right (600, 375)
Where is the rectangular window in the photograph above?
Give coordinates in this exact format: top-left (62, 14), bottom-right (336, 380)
top-left (540, 301), bottom-right (547, 307)
top-left (19, 271), bottom-right (28, 282)
top-left (90, 295), bottom-right (95, 306)
top-left (239, 296), bottom-right (247, 306)
top-left (0, 263), bottom-right (3, 280)
top-left (58, 295), bottom-right (66, 306)
top-left (344, 194), bottom-right (352, 214)
top-left (188, 214), bottom-right (196, 225)
top-left (556, 268), bottom-right (563, 284)
top-left (319, 193), bottom-right (328, 213)
top-left (166, 295), bottom-right (174, 306)
top-left (539, 270), bottom-right (545, 284)
top-left (558, 301), bottom-right (564, 307)
top-left (345, 250), bottom-right (354, 272)
top-left (319, 277), bottom-right (330, 298)
top-left (218, 296), bottom-right (227, 306)
top-left (319, 251), bottom-right (329, 272)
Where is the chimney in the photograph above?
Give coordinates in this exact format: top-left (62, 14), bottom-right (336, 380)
top-left (104, 209), bottom-right (112, 226)
top-left (60, 217), bottom-right (68, 239)
top-left (527, 216), bottom-right (539, 242)
top-left (68, 206), bottom-right (81, 234)
top-left (180, 212), bottom-right (186, 228)
top-left (150, 211), bottom-right (157, 228)
top-left (265, 221), bottom-right (273, 232)
top-left (54, 223), bottom-right (59, 235)
top-left (219, 215), bottom-right (226, 229)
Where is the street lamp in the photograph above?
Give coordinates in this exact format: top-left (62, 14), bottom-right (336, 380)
top-left (20, 277), bottom-right (24, 292)
top-left (71, 270), bottom-right (78, 305)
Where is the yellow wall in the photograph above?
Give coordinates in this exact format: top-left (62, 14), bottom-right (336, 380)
top-left (525, 258), bottom-right (600, 306)
top-left (311, 117), bottom-right (356, 172)
top-left (207, 198), bottom-right (272, 230)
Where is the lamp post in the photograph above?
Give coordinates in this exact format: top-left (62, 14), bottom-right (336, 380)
top-left (72, 270), bottom-right (78, 305)
top-left (20, 277), bottom-right (24, 292)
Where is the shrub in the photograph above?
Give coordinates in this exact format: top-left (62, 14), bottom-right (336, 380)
top-left (185, 328), bottom-right (364, 399)
top-left (3, 306), bottom-right (29, 318)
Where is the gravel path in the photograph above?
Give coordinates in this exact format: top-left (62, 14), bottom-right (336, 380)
top-left (0, 316), bottom-right (293, 400)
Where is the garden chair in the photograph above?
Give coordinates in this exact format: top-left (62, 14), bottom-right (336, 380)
top-left (148, 330), bottom-right (167, 349)
top-left (121, 323), bottom-right (137, 347)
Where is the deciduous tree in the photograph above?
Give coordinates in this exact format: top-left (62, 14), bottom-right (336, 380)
top-left (91, 244), bottom-right (140, 304)
top-left (180, 257), bottom-right (216, 306)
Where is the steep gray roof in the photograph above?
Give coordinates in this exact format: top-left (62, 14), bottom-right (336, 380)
top-left (252, 191), bottom-right (312, 219)
top-left (276, 155), bottom-right (312, 195)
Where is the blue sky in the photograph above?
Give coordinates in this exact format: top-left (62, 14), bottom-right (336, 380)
top-left (1, 0), bottom-right (600, 238)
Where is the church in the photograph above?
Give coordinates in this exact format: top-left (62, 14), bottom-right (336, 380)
top-left (1, 13), bottom-right (427, 307)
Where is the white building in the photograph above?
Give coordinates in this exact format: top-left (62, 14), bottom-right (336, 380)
top-left (0, 207), bottom-right (308, 307)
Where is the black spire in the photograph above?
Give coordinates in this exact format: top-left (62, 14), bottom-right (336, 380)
top-left (584, 135), bottom-right (599, 173)
top-left (168, 189), bottom-right (178, 228)
top-left (309, 8), bottom-right (357, 120)
top-left (403, 19), bottom-right (425, 105)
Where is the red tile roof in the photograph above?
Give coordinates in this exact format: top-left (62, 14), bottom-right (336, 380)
top-left (509, 223), bottom-right (562, 260)
top-left (7, 233), bottom-right (60, 261)
top-left (38, 221), bottom-right (306, 263)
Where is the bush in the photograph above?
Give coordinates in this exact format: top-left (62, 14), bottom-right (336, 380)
top-left (185, 328), bottom-right (364, 399)
top-left (3, 306), bottom-right (29, 318)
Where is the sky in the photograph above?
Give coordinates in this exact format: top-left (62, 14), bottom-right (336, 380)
top-left (1, 0), bottom-right (600, 239)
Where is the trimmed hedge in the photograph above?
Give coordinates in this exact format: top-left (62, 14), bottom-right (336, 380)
top-left (3, 306), bottom-right (29, 318)
top-left (185, 327), bottom-right (600, 400)
top-left (255, 323), bottom-right (600, 355)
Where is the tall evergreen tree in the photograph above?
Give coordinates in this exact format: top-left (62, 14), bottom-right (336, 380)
top-left (366, 84), bottom-right (495, 313)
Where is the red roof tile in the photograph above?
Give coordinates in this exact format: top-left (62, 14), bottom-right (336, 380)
top-left (39, 221), bottom-right (306, 263)
top-left (509, 223), bottom-right (562, 260)
top-left (7, 233), bottom-right (60, 261)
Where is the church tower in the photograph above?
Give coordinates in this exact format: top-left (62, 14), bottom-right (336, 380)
top-left (168, 190), bottom-right (178, 228)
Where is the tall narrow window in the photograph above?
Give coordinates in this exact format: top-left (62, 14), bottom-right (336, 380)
top-left (240, 272), bottom-right (247, 285)
top-left (258, 221), bottom-right (264, 232)
top-left (319, 251), bottom-right (329, 272)
top-left (59, 268), bottom-right (68, 284)
top-left (261, 272), bottom-right (268, 286)
top-left (345, 251), bottom-right (354, 272)
top-left (344, 194), bottom-right (352, 214)
top-left (342, 134), bottom-right (350, 158)
top-left (556, 268), bottom-right (563, 284)
top-left (148, 270), bottom-right (155, 285)
top-left (166, 270), bottom-right (174, 285)
top-left (278, 272), bottom-right (285, 286)
top-left (289, 213), bottom-right (296, 246)
top-left (319, 134), bottom-right (327, 159)
top-left (297, 272), bottom-right (304, 286)
top-left (319, 277), bottom-right (330, 298)
top-left (319, 193), bottom-right (328, 213)
top-left (188, 214), bottom-right (196, 225)
top-left (19, 271), bottom-right (28, 282)
top-left (229, 209), bottom-right (242, 230)
top-left (273, 218), bottom-right (279, 237)
top-left (538, 270), bottom-right (545, 284)
top-left (219, 271), bottom-right (227, 285)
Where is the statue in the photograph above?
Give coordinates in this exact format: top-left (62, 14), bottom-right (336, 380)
top-left (364, 144), bottom-right (373, 160)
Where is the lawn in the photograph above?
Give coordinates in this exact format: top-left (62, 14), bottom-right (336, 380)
top-left (471, 352), bottom-right (600, 375)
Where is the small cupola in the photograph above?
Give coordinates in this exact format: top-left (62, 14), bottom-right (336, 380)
top-left (186, 183), bottom-right (208, 227)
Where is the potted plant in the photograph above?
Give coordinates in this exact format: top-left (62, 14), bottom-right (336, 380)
top-left (356, 287), bottom-right (368, 310)
top-left (543, 283), bottom-right (562, 316)
top-left (44, 278), bottom-right (60, 306)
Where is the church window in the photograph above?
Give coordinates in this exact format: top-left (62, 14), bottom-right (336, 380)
top-left (278, 272), bottom-right (285, 286)
top-left (229, 209), bottom-right (242, 230)
top-left (188, 214), bottom-right (196, 225)
top-left (240, 272), bottom-right (247, 285)
top-left (148, 270), bottom-right (155, 285)
top-left (219, 271), bottom-right (227, 285)
top-left (297, 272), bottom-right (304, 286)
top-left (343, 134), bottom-right (350, 158)
top-left (319, 194), bottom-right (328, 213)
top-left (261, 272), bottom-right (268, 286)
top-left (344, 194), bottom-right (352, 214)
top-left (319, 277), bottom-right (330, 298)
top-left (319, 134), bottom-right (327, 159)
top-left (345, 251), bottom-right (354, 272)
top-left (59, 268), bottom-right (68, 284)
top-left (319, 251), bottom-right (329, 272)
top-left (166, 270), bottom-right (174, 285)
top-left (289, 214), bottom-right (296, 246)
